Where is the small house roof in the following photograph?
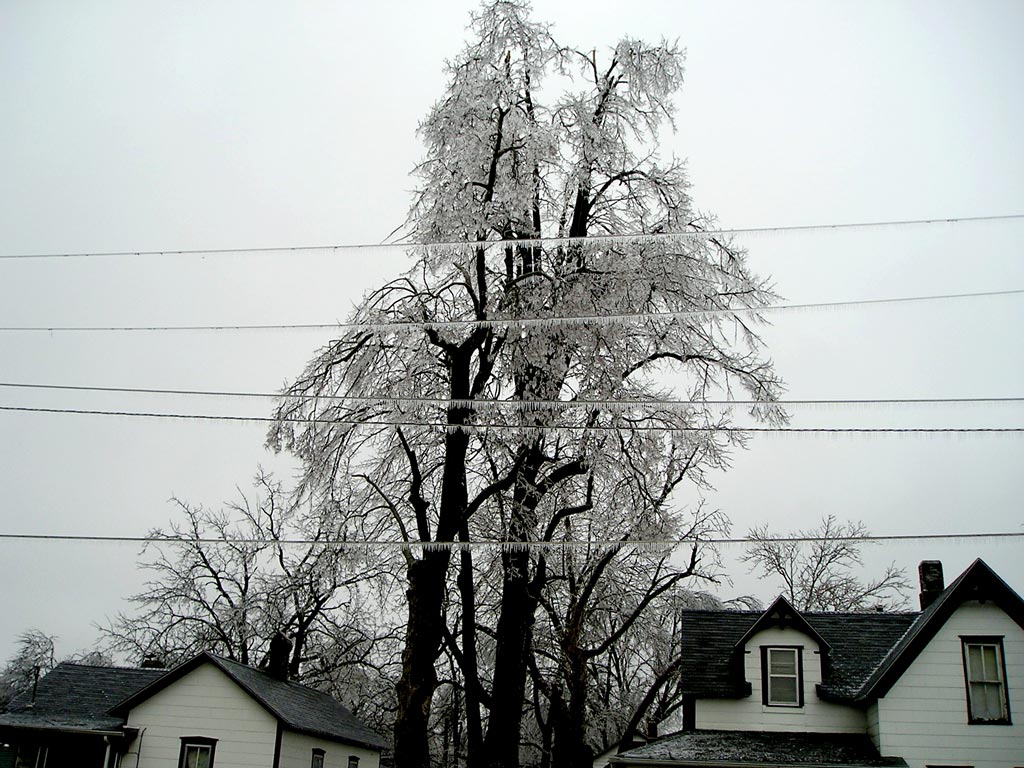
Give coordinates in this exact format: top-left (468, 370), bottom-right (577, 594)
top-left (111, 652), bottom-right (386, 751)
top-left (0, 663), bottom-right (165, 734)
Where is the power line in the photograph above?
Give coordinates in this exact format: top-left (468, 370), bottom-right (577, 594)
top-left (1, 381), bottom-right (1022, 410)
top-left (0, 404), bottom-right (1020, 434)
top-left (1, 213), bottom-right (1021, 261)
top-left (0, 531), bottom-right (1020, 549)
top-left (2, 289), bottom-right (1021, 334)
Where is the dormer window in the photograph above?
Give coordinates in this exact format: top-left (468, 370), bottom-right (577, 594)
top-left (762, 647), bottom-right (803, 707)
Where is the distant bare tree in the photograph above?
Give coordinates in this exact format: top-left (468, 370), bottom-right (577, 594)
top-left (742, 515), bottom-right (909, 611)
top-left (103, 471), bottom-right (394, 682)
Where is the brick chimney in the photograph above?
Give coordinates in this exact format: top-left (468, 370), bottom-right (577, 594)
top-left (264, 632), bottom-right (293, 681)
top-left (918, 560), bottom-right (945, 610)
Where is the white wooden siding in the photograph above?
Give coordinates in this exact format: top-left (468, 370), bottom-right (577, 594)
top-left (694, 626), bottom-right (866, 733)
top-left (278, 731), bottom-right (380, 768)
top-left (872, 600), bottom-right (1023, 768)
top-left (122, 662), bottom-right (278, 768)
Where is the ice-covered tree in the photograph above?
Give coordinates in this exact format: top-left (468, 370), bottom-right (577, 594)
top-left (0, 630), bottom-right (56, 711)
top-left (0, 630), bottom-right (112, 711)
top-left (270, 3), bottom-right (783, 766)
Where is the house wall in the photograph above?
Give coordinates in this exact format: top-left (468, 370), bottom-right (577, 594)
top-left (277, 731), bottom-right (379, 768)
top-left (872, 600), bottom-right (1024, 768)
top-left (694, 627), bottom-right (865, 734)
top-left (866, 700), bottom-right (879, 744)
top-left (122, 663), bottom-right (278, 768)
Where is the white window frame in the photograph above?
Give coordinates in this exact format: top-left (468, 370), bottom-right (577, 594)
top-left (763, 646), bottom-right (802, 707)
top-left (177, 737), bottom-right (216, 768)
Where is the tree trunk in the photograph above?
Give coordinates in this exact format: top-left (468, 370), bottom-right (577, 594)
top-left (394, 353), bottom-right (473, 768)
top-left (457, 537), bottom-right (484, 766)
top-left (552, 644), bottom-right (593, 768)
top-left (482, 547), bottom-right (536, 767)
top-left (481, 448), bottom-right (543, 768)
top-left (394, 553), bottom-right (450, 768)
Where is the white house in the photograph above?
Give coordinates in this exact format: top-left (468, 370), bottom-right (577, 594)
top-left (0, 651), bottom-right (385, 768)
top-left (611, 559), bottom-right (1024, 768)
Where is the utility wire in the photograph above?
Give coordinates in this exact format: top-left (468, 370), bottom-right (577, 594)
top-left (0, 404), bottom-right (1020, 433)
top-left (2, 289), bottom-right (1021, 334)
top-left (1, 381), bottom-right (1021, 409)
top-left (0, 531), bottom-right (1021, 549)
top-left (1, 213), bottom-right (1022, 261)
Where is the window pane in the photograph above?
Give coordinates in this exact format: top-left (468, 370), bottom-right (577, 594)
top-left (771, 675), bottom-right (798, 704)
top-left (971, 681), bottom-right (1005, 720)
top-left (770, 650), bottom-right (796, 675)
top-left (185, 746), bottom-right (211, 768)
top-left (967, 645), bottom-right (983, 678)
top-left (983, 682), bottom-right (1003, 718)
top-left (982, 646), bottom-right (998, 678)
top-left (311, 755), bottom-right (324, 768)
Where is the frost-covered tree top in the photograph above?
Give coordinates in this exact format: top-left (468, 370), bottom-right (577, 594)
top-left (271, 0), bottom-right (784, 542)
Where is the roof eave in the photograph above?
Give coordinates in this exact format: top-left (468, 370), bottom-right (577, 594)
top-left (285, 723), bottom-right (386, 752)
top-left (0, 722), bottom-right (126, 738)
top-left (734, 596), bottom-right (832, 653)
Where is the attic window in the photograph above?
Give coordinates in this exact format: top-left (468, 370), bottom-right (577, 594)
top-left (311, 748), bottom-right (326, 768)
top-left (762, 647), bottom-right (803, 707)
top-left (178, 737), bottom-right (217, 768)
top-left (962, 637), bottom-right (1011, 724)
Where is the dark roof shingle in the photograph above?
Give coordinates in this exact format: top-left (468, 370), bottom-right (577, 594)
top-left (675, 609), bottom-right (917, 701)
top-left (613, 729), bottom-right (907, 766)
top-left (207, 656), bottom-right (386, 750)
top-left (0, 663), bottom-right (165, 733)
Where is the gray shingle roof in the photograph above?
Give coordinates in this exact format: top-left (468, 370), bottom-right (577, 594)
top-left (0, 663), bottom-right (165, 733)
top-left (206, 656), bottom-right (386, 750)
top-left (675, 609), bottom-right (917, 702)
top-left (613, 730), bottom-right (907, 766)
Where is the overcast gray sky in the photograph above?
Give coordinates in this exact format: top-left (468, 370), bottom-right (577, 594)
top-left (1, 0), bottom-right (1022, 661)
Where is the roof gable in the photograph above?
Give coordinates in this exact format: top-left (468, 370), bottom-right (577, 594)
top-left (735, 596), bottom-right (830, 652)
top-left (110, 652), bottom-right (385, 751)
top-left (856, 558), bottom-right (1024, 701)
